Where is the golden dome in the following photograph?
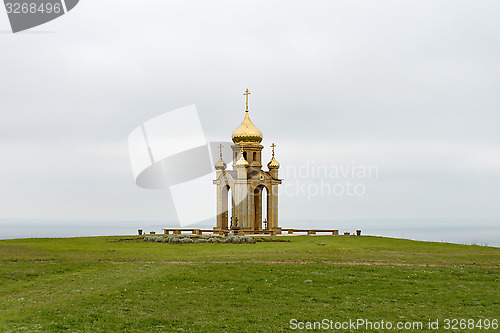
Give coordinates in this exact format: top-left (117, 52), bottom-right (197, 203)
top-left (232, 111), bottom-right (263, 144)
top-left (267, 156), bottom-right (280, 169)
top-left (235, 152), bottom-right (249, 167)
top-left (215, 156), bottom-right (226, 170)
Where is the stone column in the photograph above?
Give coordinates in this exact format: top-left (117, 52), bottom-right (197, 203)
top-left (233, 181), bottom-right (248, 229)
top-left (215, 184), bottom-right (223, 230)
top-left (269, 184), bottom-right (279, 231)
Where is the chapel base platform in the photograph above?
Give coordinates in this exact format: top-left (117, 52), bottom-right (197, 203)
top-left (147, 228), bottom-right (362, 236)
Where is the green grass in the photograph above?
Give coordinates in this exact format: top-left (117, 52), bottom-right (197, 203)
top-left (0, 235), bottom-right (499, 332)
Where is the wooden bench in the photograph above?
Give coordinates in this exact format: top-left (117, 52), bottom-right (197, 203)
top-left (281, 229), bottom-right (340, 235)
top-left (163, 229), bottom-right (200, 235)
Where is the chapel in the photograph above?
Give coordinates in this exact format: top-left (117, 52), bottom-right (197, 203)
top-left (213, 89), bottom-right (282, 234)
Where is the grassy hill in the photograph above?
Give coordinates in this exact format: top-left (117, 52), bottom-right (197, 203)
top-left (1, 235), bottom-right (499, 332)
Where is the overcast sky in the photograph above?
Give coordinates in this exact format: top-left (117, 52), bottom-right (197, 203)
top-left (1, 0), bottom-right (499, 226)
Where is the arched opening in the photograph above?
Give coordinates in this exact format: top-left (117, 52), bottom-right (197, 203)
top-left (221, 185), bottom-right (233, 230)
top-left (253, 185), bottom-right (269, 231)
top-left (262, 187), bottom-right (268, 229)
top-left (253, 152), bottom-right (257, 162)
top-left (243, 151), bottom-right (247, 160)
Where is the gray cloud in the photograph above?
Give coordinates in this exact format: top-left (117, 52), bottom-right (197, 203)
top-left (0, 0), bottom-right (499, 223)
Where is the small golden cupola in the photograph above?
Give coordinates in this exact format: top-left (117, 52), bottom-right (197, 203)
top-left (267, 143), bottom-right (280, 170)
top-left (235, 147), bottom-right (249, 167)
top-left (214, 144), bottom-right (227, 171)
top-left (231, 89), bottom-right (263, 144)
top-left (267, 156), bottom-right (280, 169)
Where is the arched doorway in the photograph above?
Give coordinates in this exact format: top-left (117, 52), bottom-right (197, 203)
top-left (253, 185), bottom-right (269, 231)
top-left (221, 185), bottom-right (234, 230)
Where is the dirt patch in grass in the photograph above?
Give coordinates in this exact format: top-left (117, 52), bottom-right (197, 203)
top-left (254, 237), bottom-right (290, 243)
top-left (106, 238), bottom-right (144, 242)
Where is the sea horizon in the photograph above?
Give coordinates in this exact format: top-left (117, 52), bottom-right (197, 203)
top-left (1, 217), bottom-right (499, 248)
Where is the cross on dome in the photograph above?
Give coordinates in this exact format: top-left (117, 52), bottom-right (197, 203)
top-left (231, 89), bottom-right (263, 144)
top-left (243, 89), bottom-right (251, 112)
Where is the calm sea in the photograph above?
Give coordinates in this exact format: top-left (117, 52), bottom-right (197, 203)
top-left (0, 218), bottom-right (499, 247)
